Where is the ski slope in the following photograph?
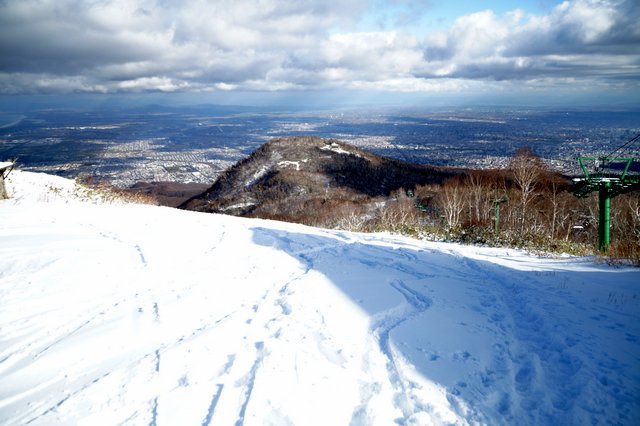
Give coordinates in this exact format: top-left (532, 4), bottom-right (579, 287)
top-left (1, 171), bottom-right (639, 425)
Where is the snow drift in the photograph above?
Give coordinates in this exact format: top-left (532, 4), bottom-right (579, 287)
top-left (1, 171), bottom-right (639, 425)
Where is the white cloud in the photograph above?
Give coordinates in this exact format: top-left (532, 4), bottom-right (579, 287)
top-left (320, 32), bottom-right (422, 77)
top-left (0, 0), bottom-right (637, 98)
top-left (348, 76), bottom-right (476, 93)
top-left (419, 0), bottom-right (640, 84)
top-left (116, 76), bottom-right (191, 92)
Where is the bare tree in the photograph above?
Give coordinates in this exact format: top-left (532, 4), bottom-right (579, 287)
top-left (439, 178), bottom-right (465, 229)
top-left (466, 172), bottom-right (485, 224)
top-left (612, 193), bottom-right (640, 260)
top-left (542, 172), bottom-right (571, 239)
top-left (626, 194), bottom-right (640, 240)
top-left (510, 147), bottom-right (544, 233)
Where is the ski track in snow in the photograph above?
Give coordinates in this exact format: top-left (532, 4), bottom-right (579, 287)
top-left (264, 230), bottom-right (639, 425)
top-left (272, 231), bottom-right (471, 424)
top-left (434, 251), bottom-right (640, 426)
top-left (1, 171), bottom-right (639, 425)
top-left (201, 383), bottom-right (224, 426)
top-left (372, 280), bottom-right (433, 420)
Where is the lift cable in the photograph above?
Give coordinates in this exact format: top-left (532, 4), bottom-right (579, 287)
top-left (604, 132), bottom-right (640, 160)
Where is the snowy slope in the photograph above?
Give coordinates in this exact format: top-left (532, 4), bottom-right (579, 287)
top-left (1, 171), bottom-right (639, 425)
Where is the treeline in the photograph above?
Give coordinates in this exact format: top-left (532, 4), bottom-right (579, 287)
top-left (315, 147), bottom-right (639, 263)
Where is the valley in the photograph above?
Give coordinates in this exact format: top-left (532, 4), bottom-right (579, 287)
top-left (1, 106), bottom-right (638, 188)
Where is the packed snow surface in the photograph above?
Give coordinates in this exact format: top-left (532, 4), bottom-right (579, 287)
top-left (1, 171), bottom-right (639, 425)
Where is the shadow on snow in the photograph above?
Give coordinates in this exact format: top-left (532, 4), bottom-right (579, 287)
top-left (251, 226), bottom-right (640, 426)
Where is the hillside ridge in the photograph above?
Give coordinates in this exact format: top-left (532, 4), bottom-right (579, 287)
top-left (179, 136), bottom-right (460, 221)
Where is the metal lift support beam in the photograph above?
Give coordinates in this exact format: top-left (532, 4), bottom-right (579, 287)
top-left (571, 157), bottom-right (640, 251)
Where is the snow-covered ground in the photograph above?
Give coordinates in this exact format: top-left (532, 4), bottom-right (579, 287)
top-left (1, 171), bottom-right (639, 425)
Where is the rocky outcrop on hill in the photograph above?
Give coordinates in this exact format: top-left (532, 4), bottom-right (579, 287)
top-left (179, 136), bottom-right (459, 223)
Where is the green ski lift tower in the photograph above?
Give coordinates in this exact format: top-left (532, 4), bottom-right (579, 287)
top-left (571, 134), bottom-right (640, 252)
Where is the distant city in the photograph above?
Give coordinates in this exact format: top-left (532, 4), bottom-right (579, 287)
top-left (1, 105), bottom-right (638, 188)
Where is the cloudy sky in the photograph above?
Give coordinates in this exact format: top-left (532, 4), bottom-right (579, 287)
top-left (0, 0), bottom-right (638, 106)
